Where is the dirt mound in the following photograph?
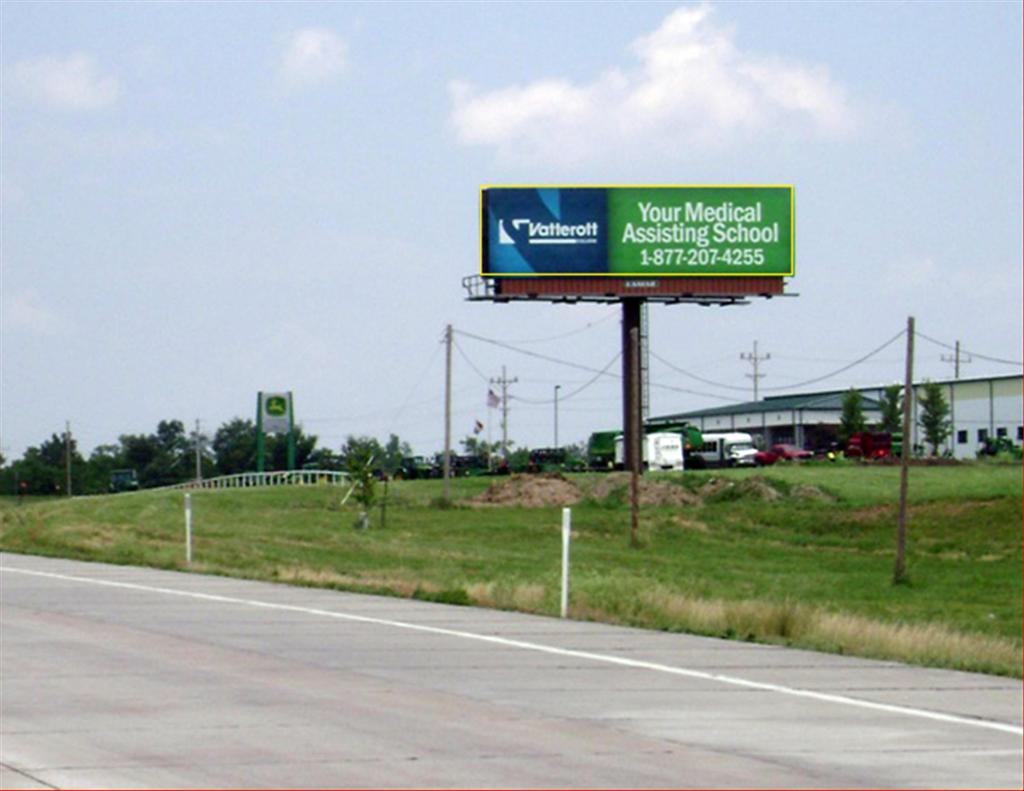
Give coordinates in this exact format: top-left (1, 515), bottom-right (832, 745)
top-left (700, 476), bottom-right (783, 502)
top-left (698, 477), bottom-right (733, 498)
top-left (791, 483), bottom-right (836, 502)
top-left (473, 474), bottom-right (582, 507)
top-left (587, 473), bottom-right (701, 507)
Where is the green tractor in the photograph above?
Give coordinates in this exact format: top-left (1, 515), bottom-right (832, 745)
top-left (977, 436), bottom-right (1023, 461)
top-left (109, 469), bottom-right (139, 493)
top-left (587, 430), bottom-right (619, 470)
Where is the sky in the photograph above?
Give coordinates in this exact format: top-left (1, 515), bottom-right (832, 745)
top-left (2, 1), bottom-right (1022, 460)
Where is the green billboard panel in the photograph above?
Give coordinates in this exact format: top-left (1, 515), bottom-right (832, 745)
top-left (482, 185), bottom-right (793, 277)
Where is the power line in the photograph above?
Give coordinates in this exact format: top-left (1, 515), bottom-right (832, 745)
top-left (760, 329), bottom-right (907, 392)
top-left (509, 352), bottom-right (621, 405)
top-left (499, 312), bottom-right (617, 344)
top-left (455, 329), bottom-right (733, 401)
top-left (650, 351), bottom-right (751, 392)
top-left (455, 328), bottom-right (626, 378)
top-left (390, 336), bottom-right (445, 424)
top-left (916, 330), bottom-right (1022, 367)
top-left (453, 338), bottom-right (490, 383)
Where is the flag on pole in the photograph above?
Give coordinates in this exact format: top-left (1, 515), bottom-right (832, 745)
top-left (487, 389), bottom-right (500, 408)
top-left (473, 420), bottom-right (484, 434)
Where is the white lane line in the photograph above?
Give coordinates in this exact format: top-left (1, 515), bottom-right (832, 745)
top-left (3, 565), bottom-right (1021, 737)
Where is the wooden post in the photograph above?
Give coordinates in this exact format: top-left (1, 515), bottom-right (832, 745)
top-left (894, 316), bottom-right (914, 584)
top-left (443, 324), bottom-right (453, 501)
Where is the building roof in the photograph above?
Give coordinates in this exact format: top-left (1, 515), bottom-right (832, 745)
top-left (649, 372), bottom-right (1021, 424)
top-left (650, 391), bottom-right (883, 423)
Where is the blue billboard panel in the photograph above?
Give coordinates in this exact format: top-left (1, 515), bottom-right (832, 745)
top-left (483, 187), bottom-right (607, 275)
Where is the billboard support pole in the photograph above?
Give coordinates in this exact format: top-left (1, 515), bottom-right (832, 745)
top-left (624, 301), bottom-right (643, 548)
top-left (622, 299), bottom-right (644, 473)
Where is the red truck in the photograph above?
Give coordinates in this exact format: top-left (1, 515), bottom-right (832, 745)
top-left (845, 432), bottom-right (892, 460)
top-left (754, 443), bottom-right (814, 466)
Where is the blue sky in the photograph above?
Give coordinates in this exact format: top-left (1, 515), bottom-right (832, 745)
top-left (2, 1), bottom-right (1021, 459)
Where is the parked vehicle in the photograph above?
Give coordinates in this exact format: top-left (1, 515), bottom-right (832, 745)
top-left (755, 443), bottom-right (814, 466)
top-left (614, 432), bottom-right (685, 471)
top-left (527, 447), bottom-right (585, 473)
top-left (845, 432), bottom-right (892, 460)
top-left (397, 456), bottom-right (434, 480)
top-left (587, 430), bottom-right (619, 470)
top-left (109, 469), bottom-right (139, 493)
top-left (591, 423), bottom-right (702, 470)
top-left (689, 432), bottom-right (758, 468)
top-left (977, 436), bottom-right (1023, 460)
top-left (648, 422), bottom-right (704, 465)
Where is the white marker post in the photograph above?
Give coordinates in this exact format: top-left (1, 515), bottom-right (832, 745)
top-left (560, 507), bottom-right (571, 619)
top-left (184, 493), bottom-right (193, 565)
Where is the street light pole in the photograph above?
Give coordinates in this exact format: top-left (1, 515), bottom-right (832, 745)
top-left (554, 385), bottom-right (561, 448)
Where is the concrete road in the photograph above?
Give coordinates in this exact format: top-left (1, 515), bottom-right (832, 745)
top-left (1, 553), bottom-right (1020, 789)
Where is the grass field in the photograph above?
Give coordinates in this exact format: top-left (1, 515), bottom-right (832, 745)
top-left (1, 462), bottom-right (1020, 676)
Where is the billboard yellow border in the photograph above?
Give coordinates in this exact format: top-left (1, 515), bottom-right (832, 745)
top-left (479, 184), bottom-right (795, 278)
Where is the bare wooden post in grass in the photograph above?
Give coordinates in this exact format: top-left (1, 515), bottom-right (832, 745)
top-left (894, 316), bottom-right (914, 584)
top-left (184, 493), bottom-right (193, 565)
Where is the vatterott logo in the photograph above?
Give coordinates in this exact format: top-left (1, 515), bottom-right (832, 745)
top-left (485, 188), bottom-right (607, 274)
top-left (498, 218), bottom-right (599, 246)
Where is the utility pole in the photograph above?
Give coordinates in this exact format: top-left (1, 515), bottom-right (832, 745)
top-left (490, 366), bottom-right (518, 459)
top-left (741, 341), bottom-right (770, 401)
top-left (895, 316), bottom-right (915, 585)
top-left (64, 420), bottom-right (72, 497)
top-left (194, 419), bottom-right (203, 481)
top-left (941, 340), bottom-right (971, 379)
top-left (554, 385), bottom-right (561, 448)
top-left (443, 324), bottom-right (453, 500)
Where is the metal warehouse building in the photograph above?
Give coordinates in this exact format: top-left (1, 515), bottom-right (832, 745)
top-left (649, 373), bottom-right (1022, 460)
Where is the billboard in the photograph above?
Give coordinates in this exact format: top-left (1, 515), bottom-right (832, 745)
top-left (482, 186), bottom-right (793, 278)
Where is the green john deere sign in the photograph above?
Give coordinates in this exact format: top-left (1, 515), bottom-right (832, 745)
top-left (482, 185), bottom-right (793, 277)
top-left (259, 391), bottom-right (292, 435)
top-left (265, 396), bottom-right (288, 417)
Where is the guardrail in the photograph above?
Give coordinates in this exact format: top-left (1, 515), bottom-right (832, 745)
top-left (170, 470), bottom-right (349, 491)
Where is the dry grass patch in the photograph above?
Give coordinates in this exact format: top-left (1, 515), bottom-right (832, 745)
top-left (670, 515), bottom-right (709, 532)
top-left (272, 565), bottom-right (426, 597)
top-left (588, 586), bottom-right (1023, 676)
top-left (467, 581), bottom-right (547, 612)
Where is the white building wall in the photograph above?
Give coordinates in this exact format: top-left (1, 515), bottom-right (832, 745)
top-left (679, 376), bottom-right (1020, 459)
top-left (939, 378), bottom-right (1023, 459)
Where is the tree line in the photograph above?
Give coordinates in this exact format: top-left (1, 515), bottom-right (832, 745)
top-left (0, 419), bottom-right (413, 496)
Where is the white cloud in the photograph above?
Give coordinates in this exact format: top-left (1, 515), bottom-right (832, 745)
top-left (11, 53), bottom-right (119, 111)
top-left (449, 4), bottom-right (856, 162)
top-left (2, 291), bottom-right (65, 336)
top-left (279, 28), bottom-right (347, 88)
